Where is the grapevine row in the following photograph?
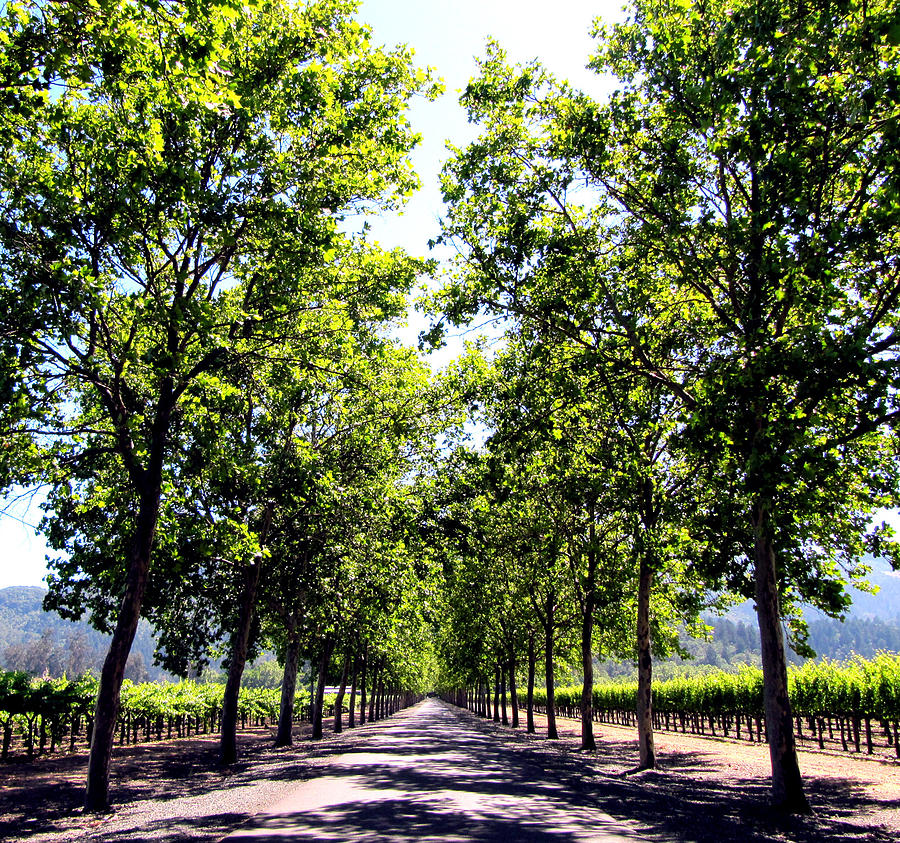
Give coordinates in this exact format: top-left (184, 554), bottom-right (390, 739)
top-left (525, 654), bottom-right (900, 759)
top-left (0, 671), bottom-right (340, 760)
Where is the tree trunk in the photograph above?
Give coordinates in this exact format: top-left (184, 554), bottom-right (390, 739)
top-left (581, 589), bottom-right (596, 751)
top-left (636, 553), bottom-right (655, 768)
top-left (275, 633), bottom-right (301, 747)
top-left (368, 663), bottom-right (379, 723)
top-left (359, 648), bottom-right (367, 725)
top-left (545, 596), bottom-right (558, 740)
top-left (220, 558), bottom-right (263, 764)
top-left (493, 664), bottom-right (501, 723)
top-left (754, 511), bottom-right (809, 812)
top-left (509, 655), bottom-right (519, 728)
top-left (526, 634), bottom-right (536, 734)
top-left (84, 485), bottom-right (160, 811)
top-left (333, 647), bottom-right (351, 734)
top-left (348, 648), bottom-right (359, 728)
top-left (374, 673), bottom-right (384, 721)
top-left (312, 637), bottom-right (334, 740)
top-left (500, 662), bottom-right (508, 725)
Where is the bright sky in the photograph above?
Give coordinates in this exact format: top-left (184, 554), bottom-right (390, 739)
top-left (358, 0), bottom-right (627, 358)
top-left (356, 0), bottom-right (625, 249)
top-left (0, 1), bottom-right (628, 588)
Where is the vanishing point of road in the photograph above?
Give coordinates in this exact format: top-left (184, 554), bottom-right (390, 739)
top-left (225, 698), bottom-right (642, 842)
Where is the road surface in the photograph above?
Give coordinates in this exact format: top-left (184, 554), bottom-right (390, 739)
top-left (224, 698), bottom-right (642, 842)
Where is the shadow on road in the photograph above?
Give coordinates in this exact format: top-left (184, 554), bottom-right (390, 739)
top-left (227, 700), bottom-right (638, 841)
top-left (3, 700), bottom-right (895, 842)
top-left (226, 700), bottom-right (897, 843)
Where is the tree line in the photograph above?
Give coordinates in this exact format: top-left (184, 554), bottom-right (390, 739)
top-left (424, 0), bottom-right (900, 815)
top-left (0, 0), bottom-right (444, 811)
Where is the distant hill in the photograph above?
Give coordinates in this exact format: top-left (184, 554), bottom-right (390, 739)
top-left (838, 556), bottom-right (900, 622)
top-left (721, 555), bottom-right (900, 626)
top-left (0, 585), bottom-right (172, 681)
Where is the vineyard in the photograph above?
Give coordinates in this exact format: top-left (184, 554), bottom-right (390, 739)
top-left (7, 656), bottom-right (899, 765)
top-left (0, 671), bottom-right (342, 761)
top-left (520, 654), bottom-right (900, 759)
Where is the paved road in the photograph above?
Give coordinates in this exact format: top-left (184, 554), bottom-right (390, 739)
top-left (224, 698), bottom-right (641, 842)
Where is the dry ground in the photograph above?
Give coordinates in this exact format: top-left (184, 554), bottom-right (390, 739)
top-left (0, 704), bottom-right (897, 842)
top-left (491, 706), bottom-right (900, 840)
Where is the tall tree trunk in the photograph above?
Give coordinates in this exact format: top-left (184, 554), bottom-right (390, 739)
top-left (636, 553), bottom-right (655, 769)
top-left (581, 515), bottom-right (598, 751)
top-left (581, 591), bottom-right (596, 751)
top-left (368, 663), bottom-right (379, 723)
top-left (275, 632), bottom-right (301, 747)
top-left (374, 673), bottom-right (384, 721)
top-left (309, 658), bottom-right (315, 722)
top-left (348, 648), bottom-right (359, 729)
top-left (545, 596), bottom-right (558, 740)
top-left (500, 662), bottom-right (509, 725)
top-left (84, 485), bottom-right (160, 811)
top-left (526, 634), bottom-right (536, 734)
top-left (484, 676), bottom-right (492, 719)
top-left (754, 509), bottom-right (809, 812)
top-left (493, 664), bottom-right (501, 723)
top-left (333, 646), bottom-right (351, 734)
top-left (311, 637), bottom-right (334, 740)
top-left (509, 655), bottom-right (519, 728)
top-left (220, 558), bottom-right (263, 765)
top-left (359, 647), bottom-right (367, 725)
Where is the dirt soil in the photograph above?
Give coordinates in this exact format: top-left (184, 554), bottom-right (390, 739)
top-left (1, 707), bottom-right (898, 842)
top-left (498, 708), bottom-right (900, 841)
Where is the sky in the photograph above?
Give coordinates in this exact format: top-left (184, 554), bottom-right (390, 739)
top-left (354, 0), bottom-right (625, 250)
top-left (356, 0), bottom-right (627, 354)
top-left (0, 1), bottom-right (628, 589)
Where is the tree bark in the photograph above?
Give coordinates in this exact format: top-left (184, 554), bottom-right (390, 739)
top-left (221, 558), bottom-right (263, 764)
top-left (581, 589), bottom-right (596, 751)
top-left (374, 673), bottom-right (384, 720)
top-left (500, 662), bottom-right (508, 725)
top-left (636, 553), bottom-right (655, 769)
top-left (545, 594), bottom-right (558, 740)
top-left (509, 655), bottom-right (519, 728)
top-left (311, 637), bottom-right (334, 740)
top-left (493, 663), bottom-right (501, 723)
top-left (333, 646), bottom-right (351, 733)
top-left (359, 648), bottom-right (367, 725)
top-left (754, 509), bottom-right (809, 812)
top-left (526, 634), bottom-right (536, 734)
top-left (368, 663), bottom-right (379, 722)
top-left (84, 485), bottom-right (160, 811)
top-left (275, 632), bottom-right (301, 746)
top-left (347, 648), bottom-right (359, 728)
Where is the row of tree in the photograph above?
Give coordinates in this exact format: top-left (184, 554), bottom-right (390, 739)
top-left (2, 0), bottom-right (899, 820)
top-left (424, 0), bottom-right (900, 815)
top-left (0, 0), bottom-right (445, 811)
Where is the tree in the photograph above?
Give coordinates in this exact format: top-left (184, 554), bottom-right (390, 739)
top-left (0, 0), bottom-right (435, 810)
top-left (566, 0), bottom-right (900, 809)
top-left (256, 338), bottom-right (438, 744)
top-left (431, 52), bottom-right (724, 767)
